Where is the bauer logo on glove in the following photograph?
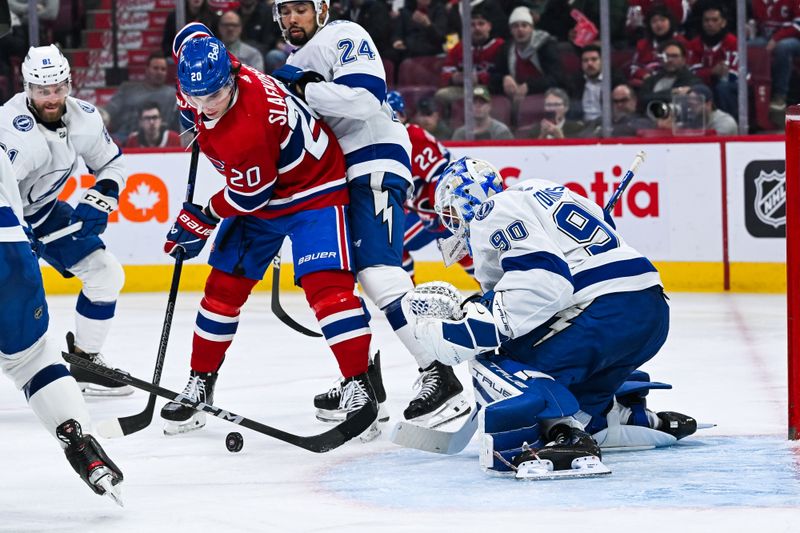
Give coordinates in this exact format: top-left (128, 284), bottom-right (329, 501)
top-left (164, 202), bottom-right (219, 259)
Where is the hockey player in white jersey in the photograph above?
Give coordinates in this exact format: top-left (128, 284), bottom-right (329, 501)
top-left (270, 0), bottom-right (468, 426)
top-left (403, 157), bottom-right (696, 478)
top-left (0, 149), bottom-right (123, 505)
top-left (0, 45), bottom-right (130, 396)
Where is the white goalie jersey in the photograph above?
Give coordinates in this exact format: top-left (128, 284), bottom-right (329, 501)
top-left (470, 180), bottom-right (663, 340)
top-left (0, 93), bottom-right (125, 227)
top-left (286, 20), bottom-right (412, 185)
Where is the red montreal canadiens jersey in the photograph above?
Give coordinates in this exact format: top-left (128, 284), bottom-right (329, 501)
top-left (183, 65), bottom-right (348, 220)
top-left (406, 123), bottom-right (449, 224)
top-left (687, 34), bottom-right (739, 84)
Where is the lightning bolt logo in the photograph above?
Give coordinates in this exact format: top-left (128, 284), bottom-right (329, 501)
top-left (533, 303), bottom-right (588, 347)
top-left (373, 189), bottom-right (393, 244)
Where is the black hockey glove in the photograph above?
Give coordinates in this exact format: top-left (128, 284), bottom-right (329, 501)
top-left (271, 64), bottom-right (324, 101)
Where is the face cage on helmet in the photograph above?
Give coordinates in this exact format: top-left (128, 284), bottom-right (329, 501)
top-left (273, 0), bottom-right (329, 37)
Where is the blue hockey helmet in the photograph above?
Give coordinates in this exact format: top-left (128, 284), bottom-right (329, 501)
top-left (435, 157), bottom-right (504, 239)
top-left (387, 91), bottom-right (406, 116)
top-left (177, 37), bottom-right (232, 97)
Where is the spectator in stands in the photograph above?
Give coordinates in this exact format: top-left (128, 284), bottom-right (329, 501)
top-left (608, 83), bottom-right (652, 137)
top-left (218, 11), bottom-right (266, 72)
top-left (162, 0), bottom-right (220, 58)
top-left (412, 96), bottom-right (453, 140)
top-left (682, 0), bottom-right (737, 39)
top-left (445, 0), bottom-right (509, 40)
top-left (8, 0), bottom-right (58, 24)
top-left (490, 6), bottom-right (561, 102)
top-left (629, 5), bottom-right (689, 88)
top-left (436, 7), bottom-right (504, 106)
top-left (639, 40), bottom-right (702, 110)
top-left (238, 0), bottom-right (279, 52)
top-left (525, 87), bottom-right (584, 139)
top-left (105, 53), bottom-right (179, 143)
top-left (0, 12), bottom-right (26, 83)
top-left (392, 0), bottom-right (448, 60)
top-left (340, 0), bottom-right (397, 64)
top-left (567, 44), bottom-right (625, 123)
top-left (451, 85), bottom-right (514, 140)
top-left (125, 103), bottom-right (183, 148)
top-left (687, 4), bottom-right (739, 118)
top-left (625, 0), bottom-right (687, 43)
top-left (687, 83), bottom-right (738, 135)
top-left (750, 0), bottom-right (800, 111)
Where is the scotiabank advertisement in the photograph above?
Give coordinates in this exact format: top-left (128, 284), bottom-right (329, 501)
top-left (60, 140), bottom-right (784, 272)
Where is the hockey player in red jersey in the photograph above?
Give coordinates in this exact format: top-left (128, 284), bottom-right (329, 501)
top-left (159, 27), bottom-right (378, 436)
top-left (385, 91), bottom-right (474, 282)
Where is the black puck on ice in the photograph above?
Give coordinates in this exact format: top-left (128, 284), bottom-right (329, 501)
top-left (226, 431), bottom-right (244, 452)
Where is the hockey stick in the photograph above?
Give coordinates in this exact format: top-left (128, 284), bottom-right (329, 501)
top-left (40, 222), bottom-right (83, 245)
top-left (604, 150), bottom-right (646, 214)
top-left (390, 404), bottom-right (480, 455)
top-left (64, 353), bottom-right (376, 452)
top-left (270, 253), bottom-right (322, 337)
top-left (96, 141), bottom-right (201, 439)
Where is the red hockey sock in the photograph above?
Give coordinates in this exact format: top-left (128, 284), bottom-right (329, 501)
top-left (301, 270), bottom-right (371, 378)
top-left (191, 268), bottom-right (257, 373)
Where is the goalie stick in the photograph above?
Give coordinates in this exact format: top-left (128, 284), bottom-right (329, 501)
top-left (391, 404), bottom-right (480, 455)
top-left (95, 141), bottom-right (200, 439)
top-left (270, 253), bottom-right (322, 337)
top-left (64, 353), bottom-right (377, 453)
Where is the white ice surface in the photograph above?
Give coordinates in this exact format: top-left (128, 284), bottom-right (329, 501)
top-left (2, 291), bottom-right (799, 533)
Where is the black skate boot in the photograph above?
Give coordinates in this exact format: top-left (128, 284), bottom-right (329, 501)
top-left (66, 332), bottom-right (133, 397)
top-left (160, 370), bottom-right (218, 435)
top-left (511, 424), bottom-right (610, 479)
top-left (314, 351), bottom-right (388, 423)
top-left (338, 371), bottom-right (380, 441)
top-left (403, 361), bottom-right (469, 427)
top-left (657, 411), bottom-right (697, 440)
top-left (56, 419), bottom-right (124, 506)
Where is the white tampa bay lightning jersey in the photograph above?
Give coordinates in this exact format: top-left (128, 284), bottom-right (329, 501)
top-left (0, 93), bottom-right (125, 227)
top-left (0, 149), bottom-right (26, 243)
top-left (286, 20), bottom-right (412, 184)
top-left (470, 180), bottom-right (662, 340)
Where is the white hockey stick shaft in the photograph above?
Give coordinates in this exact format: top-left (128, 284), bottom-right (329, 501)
top-left (39, 221), bottom-right (83, 244)
top-left (604, 150), bottom-right (646, 214)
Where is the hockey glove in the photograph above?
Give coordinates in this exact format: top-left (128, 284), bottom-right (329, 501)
top-left (271, 64), bottom-right (324, 100)
top-left (412, 301), bottom-right (505, 366)
top-left (164, 202), bottom-right (219, 260)
top-left (23, 224), bottom-right (46, 258)
top-left (69, 180), bottom-right (119, 238)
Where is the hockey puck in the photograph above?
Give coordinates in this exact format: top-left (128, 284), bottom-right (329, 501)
top-left (226, 431), bottom-right (244, 453)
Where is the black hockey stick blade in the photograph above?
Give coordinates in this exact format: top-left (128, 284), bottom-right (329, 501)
top-left (63, 353), bottom-right (376, 453)
top-left (270, 254), bottom-right (323, 337)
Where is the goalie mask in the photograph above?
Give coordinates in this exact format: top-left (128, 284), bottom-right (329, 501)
top-left (435, 156), bottom-right (504, 244)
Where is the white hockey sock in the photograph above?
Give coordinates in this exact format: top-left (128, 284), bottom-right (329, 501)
top-left (27, 366), bottom-right (92, 443)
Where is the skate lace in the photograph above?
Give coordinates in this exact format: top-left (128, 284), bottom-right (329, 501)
top-left (324, 379), bottom-right (343, 399)
top-left (88, 352), bottom-right (110, 368)
top-left (411, 367), bottom-right (441, 402)
top-left (181, 375), bottom-right (205, 402)
top-left (338, 379), bottom-right (369, 410)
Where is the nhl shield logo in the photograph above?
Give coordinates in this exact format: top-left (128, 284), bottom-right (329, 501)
top-left (753, 170), bottom-right (786, 229)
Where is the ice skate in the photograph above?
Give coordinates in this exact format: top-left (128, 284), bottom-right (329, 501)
top-left (314, 351), bottom-right (388, 424)
top-left (656, 411), bottom-right (697, 440)
top-left (511, 425), bottom-right (611, 480)
top-left (56, 419), bottom-right (124, 506)
top-left (66, 332), bottom-right (133, 397)
top-left (337, 371), bottom-right (380, 442)
top-left (161, 370), bottom-right (218, 435)
top-left (403, 361), bottom-right (470, 428)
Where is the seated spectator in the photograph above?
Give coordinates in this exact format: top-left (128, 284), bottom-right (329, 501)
top-left (751, 0), bottom-right (800, 110)
top-left (125, 103), bottom-right (183, 148)
top-left (412, 97), bottom-right (453, 140)
top-left (451, 85), bottom-right (514, 140)
top-left (639, 40), bottom-right (701, 110)
top-left (687, 83), bottom-right (738, 135)
top-left (218, 11), bottom-right (265, 72)
top-left (525, 87), bottom-right (584, 139)
top-left (162, 0), bottom-right (220, 58)
top-left (445, 0), bottom-right (509, 40)
top-left (629, 5), bottom-right (689, 88)
top-left (687, 4), bottom-right (739, 118)
top-left (609, 83), bottom-right (652, 137)
top-left (567, 44), bottom-right (625, 122)
top-left (341, 0), bottom-right (397, 63)
top-left (392, 0), bottom-right (448, 59)
top-left (490, 7), bottom-right (561, 101)
top-left (238, 0), bottom-right (280, 53)
top-left (436, 7), bottom-right (504, 106)
top-left (625, 0), bottom-right (687, 42)
top-left (105, 53), bottom-right (180, 143)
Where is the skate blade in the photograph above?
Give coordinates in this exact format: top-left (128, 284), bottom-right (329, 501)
top-left (407, 396), bottom-right (471, 429)
top-left (317, 404), bottom-right (390, 425)
top-left (95, 473), bottom-right (124, 507)
top-left (162, 416), bottom-right (206, 436)
top-left (78, 383), bottom-right (134, 397)
top-left (515, 456), bottom-right (611, 480)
